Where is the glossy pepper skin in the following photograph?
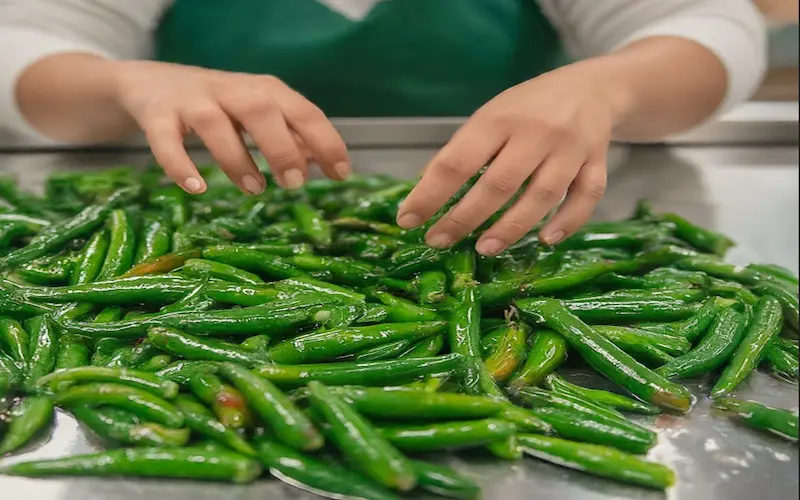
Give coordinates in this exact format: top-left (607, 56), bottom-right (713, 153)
top-left (268, 321), bottom-right (447, 364)
top-left (97, 209), bottom-right (136, 280)
top-left (255, 354), bottom-right (464, 388)
top-left (37, 366), bottom-right (178, 399)
top-left (378, 419), bottom-right (515, 452)
top-left (254, 438), bottom-right (400, 500)
top-left (202, 245), bottom-right (308, 279)
top-left (0, 317), bottom-right (29, 365)
top-left (0, 447), bottom-right (262, 483)
top-left (133, 214), bottom-right (171, 265)
top-left (173, 395), bottom-right (255, 456)
top-left (292, 201), bottom-right (333, 248)
top-left (543, 374), bottom-right (661, 415)
top-left (507, 329), bottom-right (568, 392)
top-left (518, 434), bottom-right (675, 490)
top-left (69, 404), bottom-right (190, 448)
top-left (519, 298), bottom-right (693, 413)
top-left (23, 315), bottom-right (58, 391)
top-left (182, 258), bottom-right (264, 285)
top-left (0, 187), bottom-right (137, 270)
top-left (219, 363), bottom-right (323, 452)
top-left (307, 380), bottom-right (417, 492)
top-left (657, 307), bottom-right (748, 379)
top-left (147, 326), bottom-right (268, 366)
top-left (713, 397), bottom-right (799, 441)
top-left (186, 372), bottom-right (251, 430)
top-left (53, 382), bottom-right (184, 428)
top-left (483, 321), bottom-right (529, 383)
top-left (0, 395), bottom-right (54, 454)
top-left (711, 296), bottom-right (784, 398)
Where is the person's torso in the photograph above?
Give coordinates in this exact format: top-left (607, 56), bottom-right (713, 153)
top-left (155, 0), bottom-right (568, 116)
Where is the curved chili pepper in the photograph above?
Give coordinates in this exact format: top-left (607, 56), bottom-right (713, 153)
top-left (0, 395), bottom-right (54, 454)
top-left (133, 213), bottom-right (171, 265)
top-left (53, 383), bottom-right (184, 428)
top-left (713, 397), bottom-right (798, 441)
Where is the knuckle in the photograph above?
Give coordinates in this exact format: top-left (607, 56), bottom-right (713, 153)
top-left (291, 103), bottom-right (327, 126)
top-left (530, 185), bottom-right (561, 205)
top-left (484, 174), bottom-right (518, 197)
top-left (233, 94), bottom-right (278, 120)
top-left (185, 105), bottom-right (224, 131)
top-left (443, 212), bottom-right (473, 232)
top-left (433, 156), bottom-right (471, 180)
top-left (265, 151), bottom-right (301, 171)
top-left (582, 181), bottom-right (607, 201)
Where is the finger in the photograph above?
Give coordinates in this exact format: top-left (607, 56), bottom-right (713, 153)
top-left (143, 112), bottom-right (206, 194)
top-left (182, 103), bottom-right (265, 195)
top-left (276, 85), bottom-right (350, 181)
top-left (221, 90), bottom-right (307, 190)
top-left (539, 160), bottom-right (607, 245)
top-left (424, 137), bottom-right (545, 248)
top-left (476, 152), bottom-right (583, 256)
top-left (396, 119), bottom-right (504, 230)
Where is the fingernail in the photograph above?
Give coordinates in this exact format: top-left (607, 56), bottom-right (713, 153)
top-left (397, 213), bottom-right (423, 229)
top-left (334, 161), bottom-right (351, 180)
top-left (476, 238), bottom-right (506, 256)
top-left (542, 230), bottom-right (566, 246)
top-left (283, 169), bottom-right (305, 190)
top-left (184, 177), bottom-right (205, 194)
top-left (242, 174), bottom-right (264, 195)
top-left (426, 233), bottom-right (452, 249)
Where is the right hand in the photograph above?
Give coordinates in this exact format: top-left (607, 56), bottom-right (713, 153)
top-left (111, 60), bottom-right (350, 194)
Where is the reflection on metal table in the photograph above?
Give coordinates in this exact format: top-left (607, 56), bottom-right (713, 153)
top-left (0, 142), bottom-right (797, 500)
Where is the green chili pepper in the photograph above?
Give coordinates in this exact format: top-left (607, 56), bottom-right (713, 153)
top-left (518, 434), bottom-right (675, 490)
top-left (0, 447), bottom-right (262, 483)
top-left (307, 380), bottom-right (416, 492)
top-left (254, 438), bottom-right (400, 500)
top-left (355, 339), bottom-right (415, 362)
top-left (149, 185), bottom-right (188, 228)
top-left (69, 404), bottom-right (190, 448)
top-left (182, 258), bottom-right (264, 285)
top-left (388, 245), bottom-right (450, 278)
top-left (416, 271), bottom-right (447, 304)
top-left (187, 373), bottom-right (252, 430)
top-left (410, 460), bottom-right (480, 500)
top-left (751, 283), bottom-right (799, 331)
top-left (446, 286), bottom-right (483, 393)
top-left (372, 290), bottom-right (439, 322)
top-left (17, 254), bottom-right (75, 286)
top-left (291, 255), bottom-right (381, 285)
top-left (763, 342), bottom-right (799, 380)
top-left (53, 383), bottom-right (184, 428)
top-left (659, 212), bottom-right (734, 255)
top-left (484, 321), bottom-right (529, 382)
top-left (137, 354), bottom-right (173, 372)
top-left (447, 249), bottom-right (477, 295)
top-left (202, 245), bottom-right (308, 279)
top-left (147, 326), bottom-right (267, 366)
top-left (274, 276), bottom-right (366, 304)
top-left (1, 352), bottom-right (23, 397)
top-left (256, 354), bottom-right (464, 387)
top-left (0, 187), bottom-right (137, 270)
top-left (328, 386), bottom-right (506, 421)
top-left (122, 249), bottom-right (202, 277)
top-left (37, 366), bottom-right (178, 399)
top-left (219, 363), bottom-right (323, 451)
top-left (543, 374), bottom-right (661, 415)
top-left (0, 395), bottom-right (54, 454)
top-left (399, 334), bottom-right (444, 358)
top-left (333, 217), bottom-right (407, 238)
top-left (23, 316), bottom-right (58, 391)
top-left (527, 406), bottom-right (655, 454)
top-left (134, 214), bottom-right (171, 265)
top-left (0, 317), bottom-right (29, 365)
top-left (591, 326), bottom-right (681, 366)
top-left (507, 329), bottom-right (568, 392)
top-left (678, 256), bottom-right (792, 290)
top-left (292, 201), bottom-right (333, 248)
top-left (657, 307), bottom-right (747, 379)
top-left (713, 397), bottom-right (798, 441)
top-left (173, 395), bottom-right (255, 456)
top-left (268, 321), bottom-right (447, 364)
top-left (520, 298), bottom-right (693, 412)
top-left (96, 210), bottom-right (136, 280)
top-left (378, 419), bottom-right (514, 452)
top-left (747, 263), bottom-right (799, 286)
top-left (711, 296), bottom-right (784, 398)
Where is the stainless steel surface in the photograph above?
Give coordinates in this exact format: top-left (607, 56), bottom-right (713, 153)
top-left (0, 144), bottom-right (798, 500)
top-left (0, 102), bottom-right (797, 150)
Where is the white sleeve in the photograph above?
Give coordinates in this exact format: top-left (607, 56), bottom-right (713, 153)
top-left (538, 0), bottom-right (768, 115)
top-left (0, 0), bottom-right (173, 142)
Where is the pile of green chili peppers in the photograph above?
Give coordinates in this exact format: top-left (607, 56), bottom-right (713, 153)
top-left (0, 164), bottom-right (797, 499)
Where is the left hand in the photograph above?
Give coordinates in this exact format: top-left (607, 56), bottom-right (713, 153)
top-left (396, 60), bottom-right (627, 256)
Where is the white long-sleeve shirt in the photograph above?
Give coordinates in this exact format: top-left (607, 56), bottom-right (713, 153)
top-left (0, 0), bottom-right (767, 143)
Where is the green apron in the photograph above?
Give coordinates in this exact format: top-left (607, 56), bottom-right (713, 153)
top-left (155, 0), bottom-right (568, 117)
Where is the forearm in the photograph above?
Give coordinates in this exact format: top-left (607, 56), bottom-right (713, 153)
top-left (16, 54), bottom-right (136, 144)
top-left (592, 37), bottom-right (728, 141)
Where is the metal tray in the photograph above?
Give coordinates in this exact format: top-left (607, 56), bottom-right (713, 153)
top-left (0, 144), bottom-right (798, 500)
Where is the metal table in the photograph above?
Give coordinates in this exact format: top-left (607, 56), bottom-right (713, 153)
top-left (0, 125), bottom-right (798, 500)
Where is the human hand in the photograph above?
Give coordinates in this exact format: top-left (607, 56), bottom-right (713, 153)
top-left (111, 61), bottom-right (350, 194)
top-left (396, 60), bottom-right (628, 255)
